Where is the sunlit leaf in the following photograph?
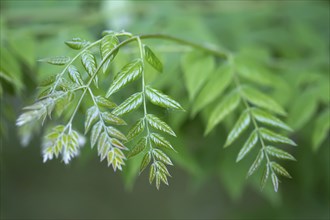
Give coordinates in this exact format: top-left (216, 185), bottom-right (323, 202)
top-left (251, 108), bottom-right (292, 131)
top-left (84, 106), bottom-right (99, 134)
top-left (225, 109), bottom-right (250, 148)
top-left (38, 56), bottom-right (70, 66)
top-left (68, 65), bottom-right (83, 86)
top-left (81, 50), bottom-right (98, 87)
top-left (145, 86), bottom-right (184, 110)
top-left (271, 162), bottom-right (292, 178)
top-left (150, 133), bottom-right (175, 151)
top-left (146, 114), bottom-right (176, 136)
top-left (107, 126), bottom-right (127, 141)
top-left (236, 129), bottom-right (258, 162)
top-left (247, 149), bottom-right (264, 177)
top-left (91, 121), bottom-right (103, 148)
top-left (144, 45), bottom-right (163, 72)
top-left (259, 128), bottom-right (297, 146)
top-left (266, 146), bottom-right (296, 161)
top-left (101, 112), bottom-right (126, 125)
top-left (65, 38), bottom-right (89, 50)
top-left (95, 96), bottom-right (117, 109)
top-left (153, 149), bottom-right (173, 165)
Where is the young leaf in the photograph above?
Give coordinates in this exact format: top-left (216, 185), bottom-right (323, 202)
top-left (107, 126), bottom-right (127, 141)
top-left (101, 112), bottom-right (126, 125)
top-left (149, 163), bottom-right (156, 184)
top-left (266, 146), bottom-right (296, 161)
top-left (140, 152), bottom-right (151, 173)
top-left (153, 149), bottom-right (173, 165)
top-left (127, 119), bottom-right (145, 140)
top-left (156, 161), bottom-right (171, 177)
top-left (247, 149), bottom-right (264, 177)
top-left (38, 56), bottom-right (70, 66)
top-left (225, 109), bottom-right (250, 148)
top-left (112, 92), bottom-right (143, 116)
top-left (85, 106), bottom-right (99, 134)
top-left (146, 114), bottom-right (176, 136)
top-left (241, 86), bottom-right (286, 116)
top-left (251, 108), bottom-right (292, 131)
top-left (68, 65), bottom-right (83, 86)
top-left (100, 34), bottom-right (119, 60)
top-left (144, 45), bottom-right (163, 73)
top-left (127, 137), bottom-right (147, 159)
top-left (158, 170), bottom-right (169, 185)
top-left (95, 96), bottom-right (117, 109)
top-left (65, 38), bottom-right (88, 50)
top-left (192, 63), bottom-right (233, 116)
top-left (106, 59), bottom-right (143, 97)
top-left (111, 138), bottom-right (128, 150)
top-left (259, 128), bottom-right (297, 146)
top-left (236, 129), bottom-right (258, 162)
top-left (91, 121), bottom-right (103, 148)
top-left (206, 91), bottom-right (240, 135)
top-left (81, 50), bottom-right (98, 87)
top-left (271, 162), bottom-right (292, 178)
top-left (261, 164), bottom-right (270, 190)
top-left (150, 133), bottom-right (175, 151)
top-left (145, 86), bottom-right (184, 110)
top-left (271, 172), bottom-right (279, 192)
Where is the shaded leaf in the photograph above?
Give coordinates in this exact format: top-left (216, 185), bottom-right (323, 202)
top-left (144, 45), bottom-right (163, 72)
top-left (236, 129), bottom-right (259, 162)
top-left (242, 86), bottom-right (286, 116)
top-left (145, 86), bottom-right (184, 110)
top-left (225, 109), bottom-right (250, 148)
top-left (106, 59), bottom-right (143, 97)
top-left (127, 119), bottom-right (145, 140)
top-left (312, 108), bottom-right (330, 151)
top-left (259, 128), bottom-right (297, 146)
top-left (192, 63), bottom-right (233, 115)
top-left (266, 146), bottom-right (296, 160)
top-left (146, 114), bottom-right (176, 136)
top-left (112, 92), bottom-right (143, 116)
top-left (127, 137), bottom-right (147, 159)
top-left (140, 152), bottom-right (151, 173)
top-left (206, 90), bottom-right (240, 135)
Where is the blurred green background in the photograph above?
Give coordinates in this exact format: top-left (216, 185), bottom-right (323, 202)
top-left (1, 1), bottom-right (329, 219)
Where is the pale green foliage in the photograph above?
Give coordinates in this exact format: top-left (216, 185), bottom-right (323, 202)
top-left (16, 31), bottom-right (183, 189)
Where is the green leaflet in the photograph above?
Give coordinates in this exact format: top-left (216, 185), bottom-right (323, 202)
top-left (261, 164), bottom-right (270, 190)
top-left (271, 162), bottom-right (292, 178)
top-left (225, 109), bottom-right (250, 148)
top-left (205, 90), bottom-right (240, 135)
top-left (84, 106), bottom-right (99, 134)
top-left (106, 126), bottom-right (127, 142)
top-left (127, 137), bottom-right (147, 159)
top-left (153, 149), bottom-right (173, 165)
top-left (251, 108), bottom-right (292, 131)
top-left (266, 146), bottom-right (296, 161)
top-left (271, 172), bottom-right (279, 192)
top-left (259, 128), bottom-right (297, 146)
top-left (192, 63), bottom-right (233, 116)
top-left (112, 92), bottom-right (143, 116)
top-left (81, 50), bottom-right (98, 87)
top-left (140, 152), bottom-right (151, 173)
top-left (68, 65), bottom-right (83, 86)
top-left (106, 59), bottom-right (143, 97)
top-left (65, 38), bottom-right (89, 50)
top-left (91, 121), bottom-right (103, 148)
top-left (100, 34), bottom-right (119, 73)
top-left (149, 163), bottom-right (156, 184)
top-left (247, 149), bottom-right (264, 177)
top-left (288, 88), bottom-right (318, 130)
top-left (146, 114), bottom-right (176, 136)
top-left (150, 133), bottom-right (175, 151)
top-left (241, 86), bottom-right (286, 116)
top-left (39, 75), bottom-right (57, 87)
top-left (145, 86), bottom-right (184, 110)
top-left (312, 108), bottom-right (330, 151)
top-left (181, 51), bottom-right (215, 100)
top-left (127, 119), bottom-right (145, 140)
top-left (144, 45), bottom-right (163, 73)
top-left (38, 56), bottom-right (70, 66)
top-left (101, 112), bottom-right (126, 125)
top-left (236, 129), bottom-right (258, 162)
top-left (95, 96), bottom-right (117, 109)
top-left (156, 161), bottom-right (171, 177)
top-left (111, 138), bottom-right (127, 150)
